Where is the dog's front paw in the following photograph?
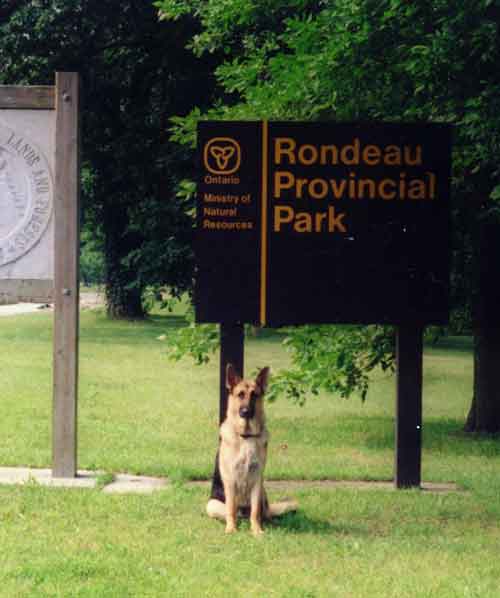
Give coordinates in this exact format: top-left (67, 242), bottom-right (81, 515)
top-left (251, 524), bottom-right (264, 537)
top-left (225, 523), bottom-right (237, 534)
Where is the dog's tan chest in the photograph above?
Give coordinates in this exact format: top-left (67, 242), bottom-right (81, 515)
top-left (234, 441), bottom-right (260, 476)
top-left (219, 434), bottom-right (266, 506)
top-left (233, 441), bottom-right (262, 503)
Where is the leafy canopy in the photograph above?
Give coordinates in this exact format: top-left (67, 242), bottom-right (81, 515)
top-left (157, 0), bottom-right (500, 401)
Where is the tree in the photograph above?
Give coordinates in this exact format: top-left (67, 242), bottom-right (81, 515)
top-left (0, 0), bottom-right (216, 317)
top-left (158, 0), bottom-right (500, 432)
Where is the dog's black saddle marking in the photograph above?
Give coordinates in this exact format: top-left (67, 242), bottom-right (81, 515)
top-left (210, 448), bottom-right (226, 503)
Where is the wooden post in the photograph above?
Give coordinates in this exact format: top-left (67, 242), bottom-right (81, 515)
top-left (395, 324), bottom-right (423, 488)
top-left (219, 323), bottom-right (245, 423)
top-left (52, 72), bottom-right (80, 477)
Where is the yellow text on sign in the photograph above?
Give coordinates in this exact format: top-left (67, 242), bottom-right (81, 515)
top-left (274, 206), bottom-right (346, 233)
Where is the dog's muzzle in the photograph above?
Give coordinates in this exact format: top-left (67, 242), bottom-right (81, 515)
top-left (239, 407), bottom-right (253, 420)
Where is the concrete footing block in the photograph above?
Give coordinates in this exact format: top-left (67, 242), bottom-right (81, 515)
top-left (0, 467), bottom-right (99, 488)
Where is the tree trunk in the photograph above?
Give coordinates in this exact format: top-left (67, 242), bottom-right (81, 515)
top-left (465, 323), bottom-right (500, 433)
top-left (105, 265), bottom-right (144, 319)
top-left (103, 203), bottom-right (145, 319)
top-left (464, 218), bottom-right (500, 434)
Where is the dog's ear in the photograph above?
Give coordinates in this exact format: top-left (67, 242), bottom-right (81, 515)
top-left (226, 363), bottom-right (241, 390)
top-left (255, 367), bottom-right (270, 394)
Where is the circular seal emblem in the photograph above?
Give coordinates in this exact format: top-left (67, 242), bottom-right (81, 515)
top-left (0, 120), bottom-right (53, 267)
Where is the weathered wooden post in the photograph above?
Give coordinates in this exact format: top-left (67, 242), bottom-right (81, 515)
top-left (52, 72), bottom-right (80, 478)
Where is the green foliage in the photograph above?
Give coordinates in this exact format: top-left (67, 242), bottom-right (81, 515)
top-left (266, 325), bottom-right (395, 405)
top-left (155, 0), bottom-right (500, 404)
top-left (166, 307), bottom-right (219, 364)
top-left (165, 311), bottom-right (396, 402)
top-left (80, 230), bottom-right (105, 286)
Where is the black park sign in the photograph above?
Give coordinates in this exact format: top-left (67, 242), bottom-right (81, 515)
top-left (195, 121), bottom-right (451, 327)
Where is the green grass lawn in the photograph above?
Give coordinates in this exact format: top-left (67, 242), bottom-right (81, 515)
top-left (1, 309), bottom-right (499, 597)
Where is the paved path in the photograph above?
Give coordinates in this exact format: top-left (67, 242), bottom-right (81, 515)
top-left (0, 302), bottom-right (48, 316)
top-left (0, 292), bottom-right (104, 316)
top-left (0, 467), bottom-right (168, 494)
top-left (0, 467), bottom-right (461, 495)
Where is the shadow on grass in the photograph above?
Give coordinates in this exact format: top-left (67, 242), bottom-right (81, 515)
top-left (362, 416), bottom-right (500, 458)
top-left (148, 314), bottom-right (188, 329)
top-left (426, 335), bottom-right (473, 354)
top-left (275, 412), bottom-right (500, 459)
top-left (270, 510), bottom-right (332, 534)
top-left (269, 511), bottom-right (368, 537)
top-left (247, 327), bottom-right (287, 344)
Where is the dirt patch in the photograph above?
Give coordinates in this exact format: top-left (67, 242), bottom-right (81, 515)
top-left (188, 479), bottom-right (463, 493)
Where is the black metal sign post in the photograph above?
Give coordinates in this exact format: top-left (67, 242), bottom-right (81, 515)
top-left (219, 323), bottom-right (244, 424)
top-left (196, 121), bottom-right (451, 489)
top-left (395, 323), bottom-right (424, 487)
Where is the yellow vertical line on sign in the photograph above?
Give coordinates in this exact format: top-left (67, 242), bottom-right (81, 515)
top-left (260, 120), bottom-right (269, 326)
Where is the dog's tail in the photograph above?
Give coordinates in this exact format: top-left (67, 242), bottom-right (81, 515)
top-left (267, 499), bottom-right (299, 518)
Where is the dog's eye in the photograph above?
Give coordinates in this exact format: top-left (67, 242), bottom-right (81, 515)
top-left (238, 391), bottom-right (245, 399)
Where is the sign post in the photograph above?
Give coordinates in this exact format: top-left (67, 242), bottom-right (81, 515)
top-left (52, 72), bottom-right (80, 478)
top-left (395, 323), bottom-right (424, 487)
top-left (219, 323), bottom-right (244, 424)
top-left (196, 120), bottom-right (451, 489)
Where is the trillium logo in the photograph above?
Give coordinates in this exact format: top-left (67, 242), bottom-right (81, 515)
top-left (204, 137), bottom-right (241, 175)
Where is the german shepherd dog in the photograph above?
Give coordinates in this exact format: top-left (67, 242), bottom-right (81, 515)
top-left (207, 364), bottom-right (298, 535)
